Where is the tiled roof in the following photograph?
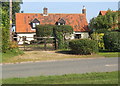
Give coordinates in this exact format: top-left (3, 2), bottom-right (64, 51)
top-left (99, 11), bottom-right (116, 16)
top-left (16, 13), bottom-right (89, 33)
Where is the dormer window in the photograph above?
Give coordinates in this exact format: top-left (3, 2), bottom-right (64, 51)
top-left (56, 18), bottom-right (66, 25)
top-left (30, 18), bottom-right (40, 29)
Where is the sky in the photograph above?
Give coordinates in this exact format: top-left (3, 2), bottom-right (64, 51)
top-left (20, 1), bottom-right (118, 23)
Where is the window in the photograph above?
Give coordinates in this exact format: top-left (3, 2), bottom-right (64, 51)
top-left (58, 23), bottom-right (60, 25)
top-left (32, 23), bottom-right (40, 29)
top-left (33, 23), bottom-right (36, 28)
top-left (36, 23), bottom-right (39, 25)
top-left (30, 18), bottom-right (40, 29)
top-left (75, 34), bottom-right (81, 39)
top-left (56, 18), bottom-right (66, 25)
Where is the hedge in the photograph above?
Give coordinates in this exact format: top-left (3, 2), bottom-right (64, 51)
top-left (53, 25), bottom-right (73, 49)
top-left (103, 31), bottom-right (120, 51)
top-left (36, 25), bottom-right (73, 49)
top-left (36, 24), bottom-right (53, 37)
top-left (69, 39), bottom-right (98, 55)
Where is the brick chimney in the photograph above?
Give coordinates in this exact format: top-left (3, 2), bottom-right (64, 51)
top-left (43, 7), bottom-right (48, 16)
top-left (82, 6), bottom-right (86, 15)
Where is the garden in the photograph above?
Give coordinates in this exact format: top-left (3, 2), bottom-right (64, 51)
top-left (1, 6), bottom-right (119, 63)
top-left (2, 24), bottom-right (119, 63)
top-left (1, 2), bottom-right (119, 85)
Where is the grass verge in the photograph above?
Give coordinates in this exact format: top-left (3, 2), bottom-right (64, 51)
top-left (2, 71), bottom-right (118, 84)
top-left (1, 49), bottom-right (24, 63)
top-left (98, 52), bottom-right (119, 57)
top-left (1, 48), bottom-right (119, 63)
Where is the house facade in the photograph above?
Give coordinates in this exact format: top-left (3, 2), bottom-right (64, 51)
top-left (15, 6), bottom-right (89, 44)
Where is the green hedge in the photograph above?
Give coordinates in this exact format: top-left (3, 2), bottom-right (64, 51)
top-left (36, 25), bottom-right (73, 49)
top-left (53, 25), bottom-right (73, 49)
top-left (103, 31), bottom-right (120, 51)
top-left (69, 39), bottom-right (98, 55)
top-left (36, 24), bottom-right (53, 37)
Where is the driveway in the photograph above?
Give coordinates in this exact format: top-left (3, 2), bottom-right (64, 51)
top-left (2, 57), bottom-right (118, 78)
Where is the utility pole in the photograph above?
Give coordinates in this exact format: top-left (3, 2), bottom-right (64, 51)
top-left (9, 0), bottom-right (12, 41)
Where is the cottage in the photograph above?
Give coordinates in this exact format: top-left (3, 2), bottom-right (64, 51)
top-left (15, 6), bottom-right (89, 44)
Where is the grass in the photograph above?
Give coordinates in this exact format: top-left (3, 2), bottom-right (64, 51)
top-left (1, 50), bottom-right (103, 63)
top-left (1, 49), bottom-right (24, 63)
top-left (98, 52), bottom-right (119, 57)
top-left (2, 71), bottom-right (118, 84)
top-left (1, 46), bottom-right (119, 63)
top-left (1, 49), bottom-right (119, 63)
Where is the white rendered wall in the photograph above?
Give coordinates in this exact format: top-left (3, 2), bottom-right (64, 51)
top-left (17, 33), bottom-right (36, 44)
top-left (71, 32), bottom-right (89, 39)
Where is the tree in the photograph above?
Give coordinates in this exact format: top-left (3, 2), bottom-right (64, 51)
top-left (1, 9), bottom-right (10, 52)
top-left (89, 9), bottom-right (118, 33)
top-left (1, 1), bottom-right (22, 52)
top-left (2, 1), bottom-right (22, 25)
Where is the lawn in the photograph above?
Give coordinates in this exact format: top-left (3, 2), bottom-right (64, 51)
top-left (2, 48), bottom-right (119, 63)
top-left (98, 52), bottom-right (119, 57)
top-left (2, 71), bottom-right (118, 84)
top-left (2, 50), bottom-right (103, 63)
top-left (2, 49), bottom-right (24, 63)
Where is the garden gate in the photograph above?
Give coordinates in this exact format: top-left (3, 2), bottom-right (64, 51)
top-left (13, 36), bottom-right (58, 51)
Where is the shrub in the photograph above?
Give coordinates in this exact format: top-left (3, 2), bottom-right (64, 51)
top-left (9, 41), bottom-right (18, 49)
top-left (53, 25), bottom-right (73, 49)
top-left (36, 24), bottom-right (73, 49)
top-left (2, 27), bottom-right (10, 53)
top-left (95, 29), bottom-right (110, 33)
top-left (103, 31), bottom-right (120, 51)
top-left (36, 24), bottom-right (53, 37)
top-left (69, 39), bottom-right (98, 55)
top-left (91, 32), bottom-right (105, 50)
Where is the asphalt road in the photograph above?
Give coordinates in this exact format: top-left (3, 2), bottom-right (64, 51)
top-left (2, 57), bottom-right (118, 79)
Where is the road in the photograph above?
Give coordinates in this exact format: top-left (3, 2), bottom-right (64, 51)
top-left (2, 57), bottom-right (118, 78)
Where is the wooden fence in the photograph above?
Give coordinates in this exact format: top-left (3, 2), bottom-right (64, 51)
top-left (13, 36), bottom-right (58, 51)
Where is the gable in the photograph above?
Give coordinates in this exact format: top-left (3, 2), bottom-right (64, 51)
top-left (31, 18), bottom-right (40, 23)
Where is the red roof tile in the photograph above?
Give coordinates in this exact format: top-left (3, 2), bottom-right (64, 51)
top-left (99, 11), bottom-right (116, 16)
top-left (16, 13), bottom-right (89, 33)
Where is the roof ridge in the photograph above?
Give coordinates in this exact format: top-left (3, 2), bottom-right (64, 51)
top-left (16, 13), bottom-right (84, 15)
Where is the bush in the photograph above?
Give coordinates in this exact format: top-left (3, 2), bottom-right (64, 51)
top-left (9, 41), bottom-right (18, 49)
top-left (103, 32), bottom-right (120, 51)
top-left (2, 28), bottom-right (10, 53)
top-left (69, 39), bottom-right (98, 55)
top-left (36, 24), bottom-right (73, 49)
top-left (36, 24), bottom-right (53, 37)
top-left (95, 29), bottom-right (110, 33)
top-left (91, 32), bottom-right (105, 50)
top-left (53, 25), bottom-right (73, 49)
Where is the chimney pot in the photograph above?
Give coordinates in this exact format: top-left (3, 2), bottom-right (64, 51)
top-left (82, 6), bottom-right (86, 15)
top-left (43, 7), bottom-right (48, 16)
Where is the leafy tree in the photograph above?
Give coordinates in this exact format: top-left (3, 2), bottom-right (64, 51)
top-left (103, 32), bottom-right (120, 51)
top-left (1, 1), bottom-right (22, 52)
top-left (89, 9), bottom-right (118, 33)
top-left (1, 7), bottom-right (10, 52)
top-left (2, 1), bottom-right (22, 25)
